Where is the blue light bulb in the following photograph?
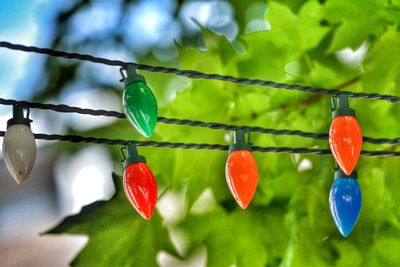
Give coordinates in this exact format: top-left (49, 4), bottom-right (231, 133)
top-left (329, 170), bottom-right (361, 237)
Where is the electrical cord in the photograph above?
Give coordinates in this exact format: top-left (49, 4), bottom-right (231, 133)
top-left (0, 131), bottom-right (398, 157)
top-left (0, 97), bottom-right (399, 145)
top-left (0, 41), bottom-right (399, 103)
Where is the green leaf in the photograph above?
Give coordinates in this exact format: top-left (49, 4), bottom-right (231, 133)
top-left (322, 0), bottom-right (386, 52)
top-left (179, 205), bottom-right (287, 267)
top-left (199, 25), bottom-right (239, 67)
top-left (238, 1), bottom-right (327, 81)
top-left (46, 173), bottom-right (176, 267)
top-left (332, 241), bottom-right (362, 267)
top-left (362, 30), bottom-right (400, 94)
top-left (374, 237), bottom-right (400, 265)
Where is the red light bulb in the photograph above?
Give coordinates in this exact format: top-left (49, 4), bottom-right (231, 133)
top-left (329, 94), bottom-right (362, 175)
top-left (121, 145), bottom-right (157, 220)
top-left (225, 130), bottom-right (259, 209)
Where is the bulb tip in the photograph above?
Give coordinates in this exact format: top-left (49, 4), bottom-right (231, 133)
top-left (140, 211), bottom-right (154, 220)
top-left (14, 178), bottom-right (24, 185)
top-left (338, 224), bottom-right (355, 237)
top-left (235, 196), bottom-right (251, 209)
top-left (128, 118), bottom-right (156, 138)
top-left (140, 124), bottom-right (156, 138)
top-left (342, 166), bottom-right (354, 176)
top-left (337, 162), bottom-right (356, 176)
top-left (239, 202), bottom-right (249, 209)
top-left (340, 230), bottom-right (351, 238)
top-left (12, 171), bottom-right (29, 184)
top-left (142, 131), bottom-right (153, 138)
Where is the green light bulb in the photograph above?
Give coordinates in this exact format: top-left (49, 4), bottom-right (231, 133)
top-left (122, 67), bottom-right (158, 138)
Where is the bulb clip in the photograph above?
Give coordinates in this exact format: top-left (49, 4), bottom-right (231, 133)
top-left (120, 66), bottom-right (146, 87)
top-left (229, 130), bottom-right (252, 153)
top-left (7, 105), bottom-right (32, 128)
top-left (334, 168), bottom-right (357, 180)
top-left (331, 94), bottom-right (356, 118)
top-left (121, 144), bottom-right (146, 168)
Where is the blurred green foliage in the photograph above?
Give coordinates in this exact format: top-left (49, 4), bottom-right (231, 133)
top-left (45, 0), bottom-right (400, 266)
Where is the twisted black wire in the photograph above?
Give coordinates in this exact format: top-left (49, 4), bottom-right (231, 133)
top-left (0, 97), bottom-right (399, 145)
top-left (0, 41), bottom-right (399, 103)
top-left (0, 131), bottom-right (398, 157)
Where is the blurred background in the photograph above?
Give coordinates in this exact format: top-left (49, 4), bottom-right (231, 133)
top-left (1, 0), bottom-right (400, 267)
top-left (0, 1), bottom-right (248, 266)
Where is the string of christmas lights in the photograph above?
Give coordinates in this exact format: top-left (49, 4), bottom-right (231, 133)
top-left (1, 41), bottom-right (399, 237)
top-left (1, 97), bottom-right (394, 234)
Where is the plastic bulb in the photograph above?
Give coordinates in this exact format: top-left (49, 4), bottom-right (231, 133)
top-left (2, 105), bottom-right (36, 184)
top-left (122, 145), bottom-right (157, 220)
top-left (225, 130), bottom-right (258, 209)
top-left (122, 67), bottom-right (158, 138)
top-left (329, 94), bottom-right (362, 175)
top-left (329, 169), bottom-right (361, 237)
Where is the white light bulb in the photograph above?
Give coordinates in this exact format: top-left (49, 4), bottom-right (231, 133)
top-left (2, 106), bottom-right (36, 184)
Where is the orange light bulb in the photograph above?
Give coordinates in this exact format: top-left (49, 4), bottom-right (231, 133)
top-left (329, 116), bottom-right (362, 175)
top-left (225, 130), bottom-right (259, 209)
top-left (226, 150), bottom-right (258, 209)
top-left (329, 94), bottom-right (362, 175)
